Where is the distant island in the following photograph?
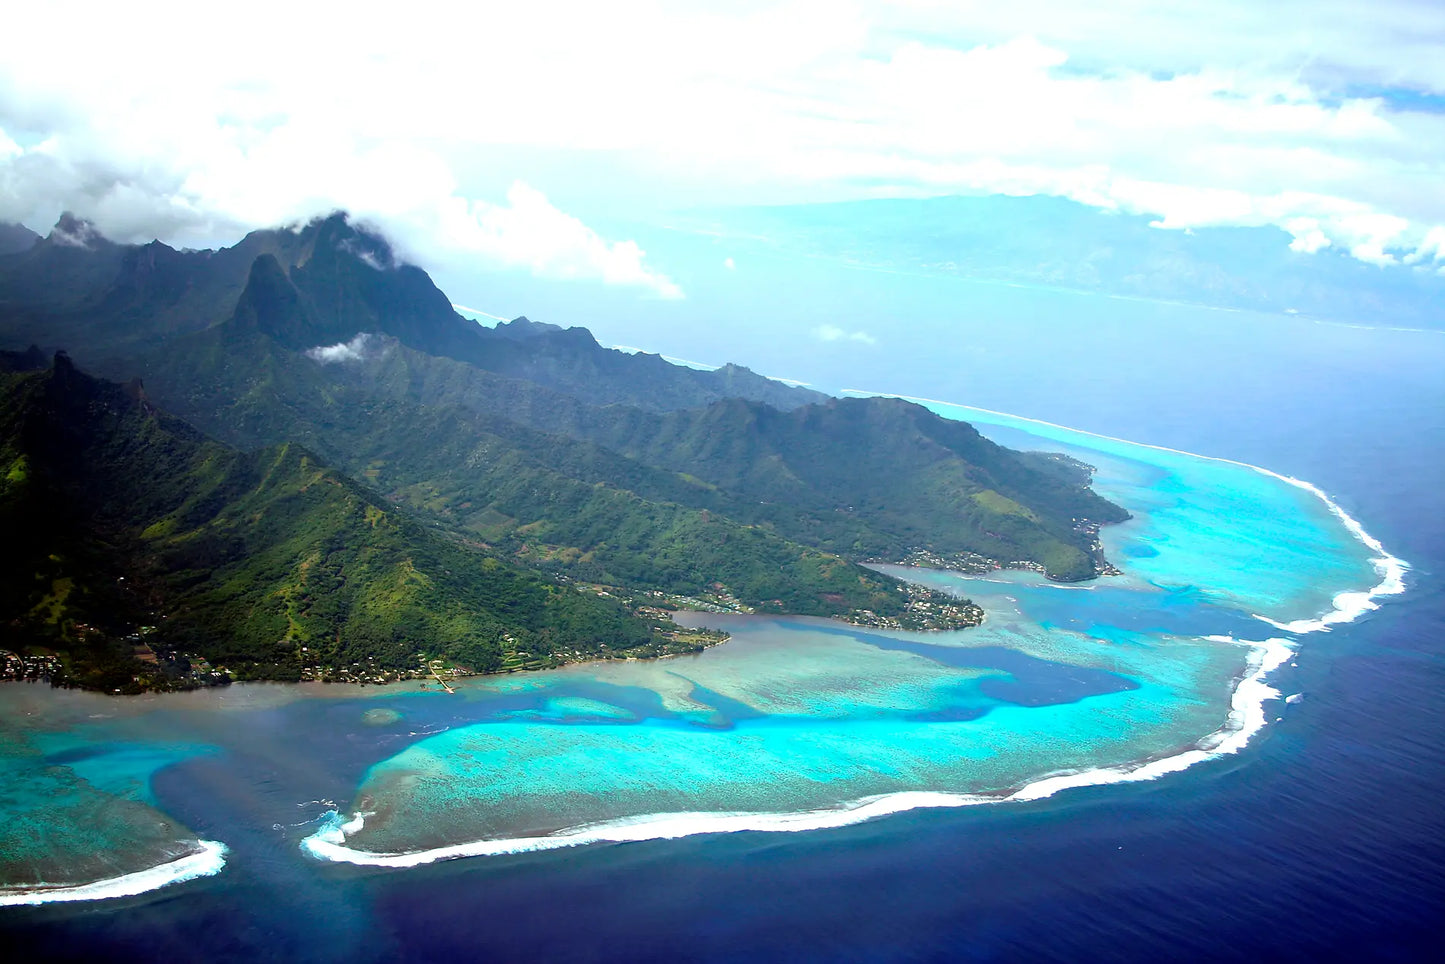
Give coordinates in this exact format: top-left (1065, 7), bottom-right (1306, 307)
top-left (0, 214), bottom-right (1127, 693)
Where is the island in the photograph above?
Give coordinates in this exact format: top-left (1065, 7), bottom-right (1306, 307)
top-left (0, 214), bottom-right (1124, 694)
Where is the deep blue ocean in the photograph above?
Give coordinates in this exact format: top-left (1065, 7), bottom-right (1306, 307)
top-left (4, 267), bottom-right (1443, 960)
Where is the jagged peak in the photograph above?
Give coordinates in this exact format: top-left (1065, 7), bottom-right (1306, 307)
top-left (0, 221), bottom-right (41, 255)
top-left (551, 325), bottom-right (600, 347)
top-left (282, 210), bottom-right (397, 271)
top-left (46, 212), bottom-right (108, 250)
top-left (0, 344), bottom-right (48, 373)
top-left (231, 253), bottom-right (306, 340)
top-left (493, 315), bottom-right (566, 339)
top-left (242, 251), bottom-right (294, 292)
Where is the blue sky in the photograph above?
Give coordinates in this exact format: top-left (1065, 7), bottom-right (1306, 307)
top-left (2, 1), bottom-right (1443, 358)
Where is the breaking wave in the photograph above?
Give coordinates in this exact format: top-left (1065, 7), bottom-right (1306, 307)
top-left (0, 840), bottom-right (228, 907)
top-left (301, 637), bottom-right (1293, 868)
top-left (302, 397), bottom-right (1403, 869)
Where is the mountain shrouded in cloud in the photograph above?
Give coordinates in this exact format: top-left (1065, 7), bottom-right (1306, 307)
top-left (0, 212), bottom-right (1135, 687)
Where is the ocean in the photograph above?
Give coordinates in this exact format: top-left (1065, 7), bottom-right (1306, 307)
top-left (2, 266), bottom-right (1442, 960)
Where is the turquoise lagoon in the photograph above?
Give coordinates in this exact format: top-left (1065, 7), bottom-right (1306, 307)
top-left (0, 403), bottom-right (1406, 897)
top-left (0, 687), bottom-right (230, 904)
top-left (303, 403), bottom-right (1404, 866)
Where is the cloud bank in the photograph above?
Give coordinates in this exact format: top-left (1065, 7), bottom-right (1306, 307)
top-left (1, 1), bottom-right (1442, 273)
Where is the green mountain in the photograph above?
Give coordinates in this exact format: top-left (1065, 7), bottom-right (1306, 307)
top-left (0, 212), bottom-right (1130, 691)
top-left (133, 249), bottom-right (1122, 580)
top-left (126, 321), bottom-right (964, 619)
top-left (0, 213), bottom-right (824, 412)
top-left (0, 351), bottom-right (692, 691)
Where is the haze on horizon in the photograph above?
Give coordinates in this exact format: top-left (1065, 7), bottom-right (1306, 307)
top-left (5, 4), bottom-right (1444, 261)
top-left (3, 0), bottom-right (1444, 414)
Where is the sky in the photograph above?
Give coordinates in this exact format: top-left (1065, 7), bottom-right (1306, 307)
top-left (2, 0), bottom-right (1444, 482)
top-left (3, 0), bottom-right (1445, 303)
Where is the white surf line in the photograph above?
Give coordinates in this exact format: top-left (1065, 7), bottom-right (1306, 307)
top-left (610, 344), bottom-right (722, 371)
top-left (0, 840), bottom-right (228, 907)
top-left (660, 355), bottom-right (721, 372)
top-left (1312, 319), bottom-right (1445, 336)
top-left (450, 303), bottom-right (511, 323)
top-left (300, 394), bottom-right (1400, 869)
top-left (842, 390), bottom-right (1409, 635)
top-left (301, 634), bottom-right (1293, 870)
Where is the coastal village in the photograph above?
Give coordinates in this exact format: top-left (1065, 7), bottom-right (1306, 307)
top-left (1, 573), bottom-right (984, 693)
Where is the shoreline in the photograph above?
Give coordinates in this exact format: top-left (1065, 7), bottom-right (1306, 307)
top-left (842, 390), bottom-right (1411, 632)
top-left (0, 840), bottom-right (228, 907)
top-left (1245, 469), bottom-right (1408, 632)
top-left (6, 396), bottom-right (1411, 898)
top-left (302, 397), bottom-right (1408, 870)
top-left (301, 634), bottom-right (1295, 869)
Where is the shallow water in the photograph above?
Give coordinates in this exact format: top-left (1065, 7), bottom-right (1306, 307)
top-left (300, 406), bottom-right (1391, 865)
top-left (0, 399), bottom-right (1399, 904)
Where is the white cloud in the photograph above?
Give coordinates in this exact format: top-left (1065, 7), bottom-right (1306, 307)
top-left (1284, 218), bottom-right (1332, 254)
top-left (421, 183), bottom-right (682, 299)
top-left (48, 218), bottom-right (99, 249)
top-left (814, 324), bottom-right (878, 345)
top-left (724, 257), bottom-right (736, 270)
top-left (1, 1), bottom-right (1443, 270)
top-left (305, 333), bottom-right (379, 364)
top-left (1339, 213), bottom-right (1409, 266)
top-left (1406, 227), bottom-right (1445, 264)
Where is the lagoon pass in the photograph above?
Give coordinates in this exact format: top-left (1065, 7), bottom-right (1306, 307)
top-left (0, 400), bottom-right (1405, 902)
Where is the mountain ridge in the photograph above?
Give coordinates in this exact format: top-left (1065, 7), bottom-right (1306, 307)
top-left (0, 211), bottom-right (825, 413)
top-left (0, 351), bottom-right (719, 690)
top-left (0, 213), bottom-right (1128, 691)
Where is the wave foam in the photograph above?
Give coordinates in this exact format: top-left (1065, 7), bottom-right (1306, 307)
top-left (301, 637), bottom-right (1293, 868)
top-left (304, 396), bottom-right (1392, 870)
top-left (842, 390), bottom-right (1409, 635)
top-left (0, 840), bottom-right (228, 907)
top-left (1245, 468), bottom-right (1408, 634)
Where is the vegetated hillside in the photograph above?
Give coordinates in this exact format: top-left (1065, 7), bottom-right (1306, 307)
top-left (0, 212), bottom-right (1132, 688)
top-left (130, 319), bottom-right (955, 622)
top-left (487, 391), bottom-right (1128, 580)
top-left (0, 351), bottom-right (684, 692)
top-left (135, 248), bottom-right (1125, 581)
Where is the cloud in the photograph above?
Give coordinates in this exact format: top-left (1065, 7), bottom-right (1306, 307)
top-left (422, 182), bottom-right (682, 299)
top-left (1406, 226), bottom-right (1445, 265)
top-left (339, 236), bottom-right (393, 272)
top-left (1284, 218), bottom-right (1332, 254)
top-left (1, 1), bottom-right (1443, 270)
top-left (814, 324), bottom-right (878, 345)
top-left (305, 333), bottom-right (379, 364)
top-left (724, 257), bottom-right (736, 270)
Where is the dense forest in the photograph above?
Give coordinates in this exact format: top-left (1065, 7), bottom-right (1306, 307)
top-left (0, 354), bottom-right (679, 690)
top-left (0, 214), bottom-right (1128, 692)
